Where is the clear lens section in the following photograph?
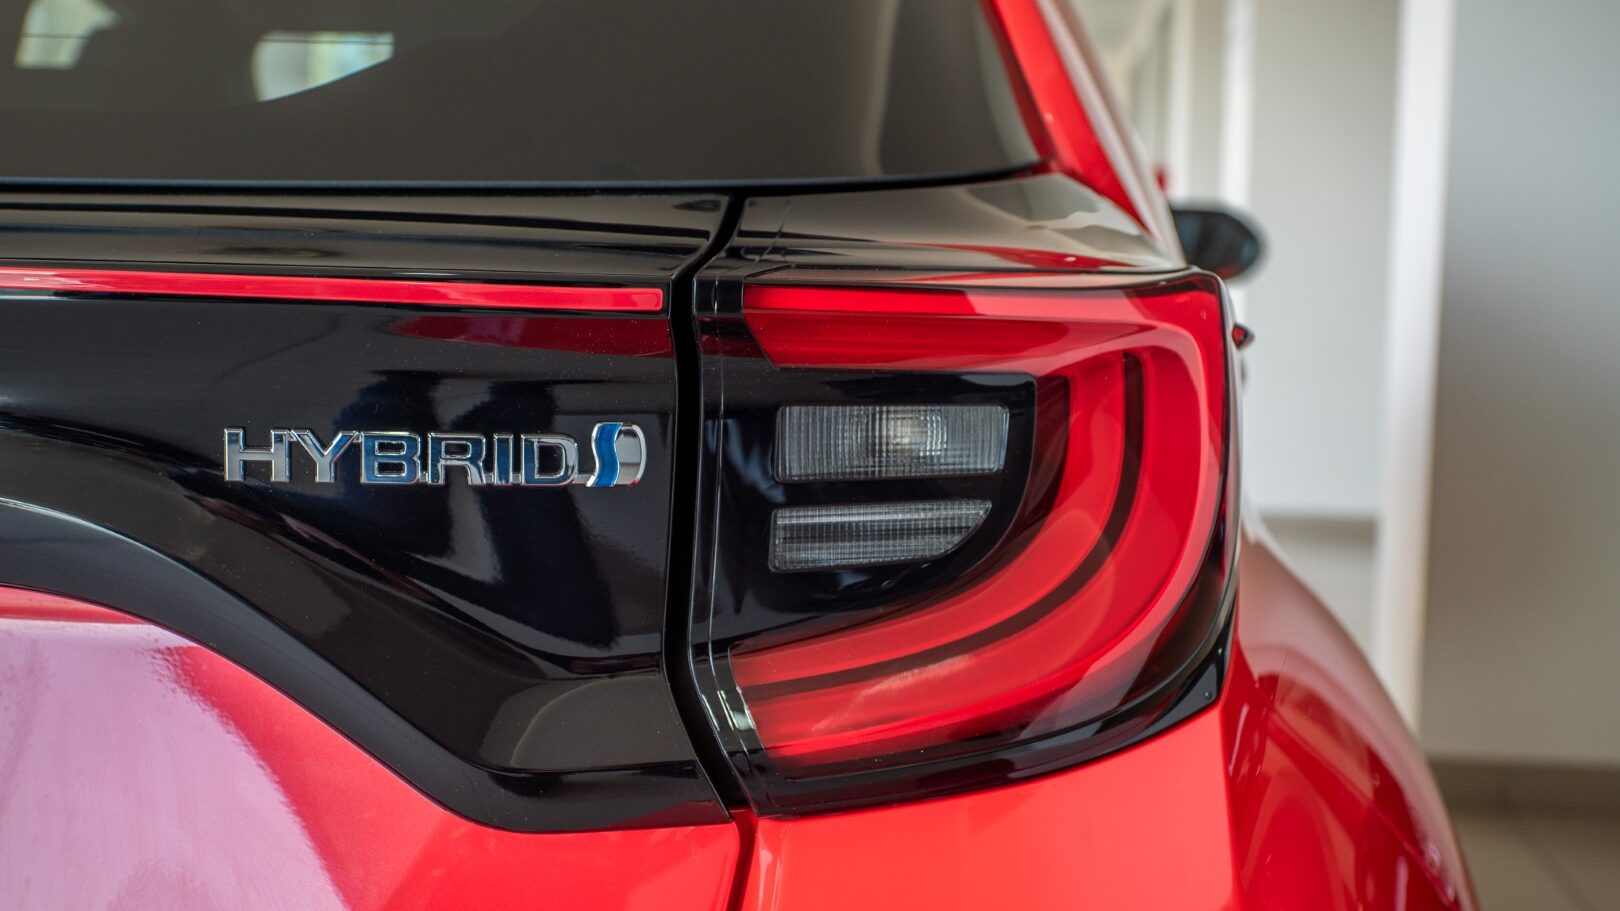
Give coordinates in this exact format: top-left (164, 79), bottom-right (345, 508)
top-left (769, 500), bottom-right (991, 572)
top-left (776, 404), bottom-right (1008, 482)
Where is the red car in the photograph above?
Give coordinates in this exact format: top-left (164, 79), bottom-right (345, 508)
top-left (0, 1), bottom-right (1474, 908)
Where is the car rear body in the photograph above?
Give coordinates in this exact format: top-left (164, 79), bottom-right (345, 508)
top-left (0, 1), bottom-right (1475, 908)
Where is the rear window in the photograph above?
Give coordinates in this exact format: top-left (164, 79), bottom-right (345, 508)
top-left (0, 0), bottom-right (1039, 186)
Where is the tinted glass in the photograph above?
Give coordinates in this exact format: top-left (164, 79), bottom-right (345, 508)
top-left (0, 0), bottom-right (1038, 185)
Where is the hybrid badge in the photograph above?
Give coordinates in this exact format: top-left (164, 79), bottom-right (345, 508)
top-left (222, 423), bottom-right (646, 487)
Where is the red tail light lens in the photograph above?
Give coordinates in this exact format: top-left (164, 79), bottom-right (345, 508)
top-left (689, 272), bottom-right (1235, 813)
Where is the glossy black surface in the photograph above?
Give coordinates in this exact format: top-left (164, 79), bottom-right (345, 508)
top-left (0, 193), bottom-right (729, 831)
top-left (711, 173), bottom-right (1181, 281)
top-left (0, 0), bottom-right (1035, 186)
top-left (0, 191), bottom-right (726, 278)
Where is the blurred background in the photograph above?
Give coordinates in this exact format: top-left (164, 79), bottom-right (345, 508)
top-left (1070, 0), bottom-right (1619, 905)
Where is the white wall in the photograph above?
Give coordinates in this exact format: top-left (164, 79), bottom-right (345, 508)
top-left (1176, 0), bottom-right (1226, 198)
top-left (1420, 0), bottom-right (1620, 767)
top-left (1368, 0), bottom-right (1457, 723)
top-left (1239, 0), bottom-right (1399, 519)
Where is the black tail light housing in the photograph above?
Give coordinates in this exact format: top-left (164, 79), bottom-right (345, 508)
top-left (687, 271), bottom-right (1237, 814)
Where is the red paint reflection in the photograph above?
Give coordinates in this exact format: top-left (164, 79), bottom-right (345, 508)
top-left (0, 589), bottom-right (735, 910)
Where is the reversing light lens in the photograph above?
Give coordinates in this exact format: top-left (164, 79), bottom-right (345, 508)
top-left (769, 500), bottom-right (991, 572)
top-left (776, 404), bottom-right (1008, 482)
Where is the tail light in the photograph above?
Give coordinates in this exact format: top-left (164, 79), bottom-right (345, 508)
top-left (687, 271), bottom-right (1236, 813)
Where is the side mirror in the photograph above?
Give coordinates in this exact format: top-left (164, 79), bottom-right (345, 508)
top-left (1171, 205), bottom-right (1265, 281)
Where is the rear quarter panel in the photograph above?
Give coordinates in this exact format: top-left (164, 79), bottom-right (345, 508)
top-left (0, 589), bottom-right (739, 911)
top-left (725, 522), bottom-right (1475, 911)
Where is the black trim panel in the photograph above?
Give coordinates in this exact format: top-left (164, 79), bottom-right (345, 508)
top-left (0, 498), bottom-right (725, 831)
top-left (0, 193), bottom-right (731, 831)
